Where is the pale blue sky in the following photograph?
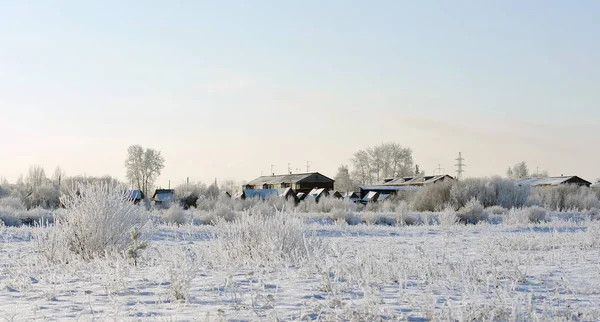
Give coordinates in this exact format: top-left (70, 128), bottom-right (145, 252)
top-left (1, 1), bottom-right (599, 186)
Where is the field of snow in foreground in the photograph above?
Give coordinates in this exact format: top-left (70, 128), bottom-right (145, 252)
top-left (1, 213), bottom-right (599, 321)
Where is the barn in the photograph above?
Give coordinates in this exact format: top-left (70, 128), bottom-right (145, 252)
top-left (516, 176), bottom-right (592, 187)
top-left (359, 174), bottom-right (454, 199)
top-left (244, 172), bottom-right (335, 194)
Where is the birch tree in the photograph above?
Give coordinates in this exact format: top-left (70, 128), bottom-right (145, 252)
top-left (125, 145), bottom-right (165, 196)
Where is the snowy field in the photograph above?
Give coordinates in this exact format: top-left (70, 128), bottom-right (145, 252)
top-left (1, 211), bottom-right (599, 321)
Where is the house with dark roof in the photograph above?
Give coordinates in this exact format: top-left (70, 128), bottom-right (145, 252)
top-left (306, 188), bottom-right (328, 202)
top-left (328, 190), bottom-right (343, 199)
top-left (359, 174), bottom-right (454, 199)
top-left (342, 191), bottom-right (361, 203)
top-left (516, 176), bottom-right (592, 187)
top-left (361, 191), bottom-right (380, 203)
top-left (296, 192), bottom-right (306, 201)
top-left (382, 174), bottom-right (454, 186)
top-left (153, 189), bottom-right (175, 205)
top-left (233, 188), bottom-right (298, 201)
top-left (244, 172), bottom-right (334, 194)
top-left (123, 190), bottom-right (144, 204)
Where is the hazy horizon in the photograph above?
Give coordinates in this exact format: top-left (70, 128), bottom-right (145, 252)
top-left (2, 1), bottom-right (599, 186)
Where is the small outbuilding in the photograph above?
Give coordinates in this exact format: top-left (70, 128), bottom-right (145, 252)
top-left (123, 190), bottom-right (144, 204)
top-left (153, 189), bottom-right (175, 205)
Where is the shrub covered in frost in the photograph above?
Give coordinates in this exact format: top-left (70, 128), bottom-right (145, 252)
top-left (528, 185), bottom-right (598, 211)
top-left (438, 204), bottom-right (458, 226)
top-left (50, 182), bottom-right (151, 260)
top-left (485, 205), bottom-right (508, 216)
top-left (457, 198), bottom-right (488, 225)
top-left (161, 204), bottom-right (188, 225)
top-left (526, 206), bottom-right (547, 223)
top-left (0, 197), bottom-right (53, 226)
top-left (212, 211), bottom-right (323, 266)
top-left (329, 209), bottom-right (361, 225)
top-left (504, 206), bottom-right (547, 225)
top-left (411, 181), bottom-right (453, 212)
top-left (360, 212), bottom-right (396, 225)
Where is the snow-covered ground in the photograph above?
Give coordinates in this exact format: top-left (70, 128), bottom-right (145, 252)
top-left (1, 213), bottom-right (599, 321)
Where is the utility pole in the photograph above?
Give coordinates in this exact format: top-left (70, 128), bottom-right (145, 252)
top-left (455, 152), bottom-right (466, 180)
top-left (435, 164), bottom-right (444, 175)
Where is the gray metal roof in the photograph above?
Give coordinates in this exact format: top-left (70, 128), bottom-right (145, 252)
top-left (383, 175), bottom-right (453, 186)
top-left (124, 190), bottom-right (143, 200)
top-left (246, 172), bottom-right (334, 185)
top-left (516, 176), bottom-right (591, 187)
top-left (360, 185), bottom-right (422, 191)
top-left (153, 189), bottom-right (174, 201)
top-left (362, 191), bottom-right (379, 202)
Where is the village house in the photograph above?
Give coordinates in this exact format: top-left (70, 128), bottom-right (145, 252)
top-left (516, 176), bottom-right (592, 187)
top-left (359, 174), bottom-right (454, 199)
top-left (244, 172), bottom-right (335, 194)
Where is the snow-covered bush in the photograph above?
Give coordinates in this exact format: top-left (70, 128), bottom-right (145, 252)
top-left (491, 177), bottom-right (530, 209)
top-left (162, 246), bottom-right (196, 302)
top-left (0, 196), bottom-right (27, 226)
top-left (211, 211), bottom-right (323, 266)
top-left (411, 181), bottom-right (453, 212)
top-left (329, 209), bottom-right (361, 225)
top-left (0, 196), bottom-right (26, 210)
top-left (0, 197), bottom-right (53, 226)
top-left (457, 198), bottom-right (487, 224)
top-left (528, 185), bottom-right (598, 211)
top-left (504, 206), bottom-right (547, 225)
top-left (438, 204), bottom-right (458, 226)
top-left (526, 206), bottom-right (547, 223)
top-left (360, 212), bottom-right (395, 225)
top-left (485, 205), bottom-right (508, 215)
top-left (27, 184), bottom-right (60, 209)
top-left (49, 182), bottom-right (151, 260)
top-left (162, 204), bottom-right (188, 225)
top-left (249, 201), bottom-right (277, 217)
top-left (450, 178), bottom-right (496, 208)
top-left (394, 202), bottom-right (420, 226)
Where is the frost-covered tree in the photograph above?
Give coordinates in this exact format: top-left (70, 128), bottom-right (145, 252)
top-left (507, 161), bottom-right (529, 179)
top-left (414, 164), bottom-right (425, 177)
top-left (351, 142), bottom-right (414, 185)
top-left (531, 169), bottom-right (549, 178)
top-left (52, 166), bottom-right (67, 186)
top-left (220, 180), bottom-right (239, 195)
top-left (205, 182), bottom-right (221, 199)
top-left (334, 165), bottom-right (357, 192)
top-left (26, 165), bottom-right (48, 188)
top-left (124, 145), bottom-right (165, 196)
top-left (23, 165), bottom-right (60, 208)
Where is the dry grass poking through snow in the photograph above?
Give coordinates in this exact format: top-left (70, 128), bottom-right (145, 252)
top-left (0, 207), bottom-right (599, 320)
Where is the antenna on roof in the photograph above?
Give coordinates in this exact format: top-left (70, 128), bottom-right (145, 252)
top-left (455, 152), bottom-right (466, 180)
top-left (271, 165), bottom-right (275, 176)
top-left (306, 161), bottom-right (311, 173)
top-left (288, 163), bottom-right (291, 174)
